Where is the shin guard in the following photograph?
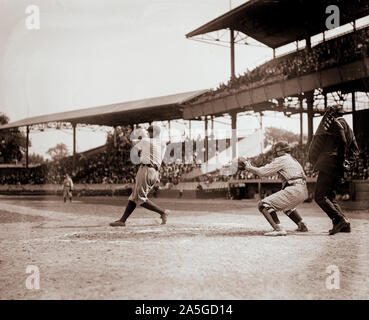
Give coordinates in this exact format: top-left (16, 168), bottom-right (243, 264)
top-left (258, 201), bottom-right (280, 230)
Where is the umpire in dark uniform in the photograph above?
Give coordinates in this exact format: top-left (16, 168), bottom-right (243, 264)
top-left (310, 105), bottom-right (359, 235)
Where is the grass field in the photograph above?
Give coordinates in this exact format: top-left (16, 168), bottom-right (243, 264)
top-left (0, 195), bottom-right (368, 300)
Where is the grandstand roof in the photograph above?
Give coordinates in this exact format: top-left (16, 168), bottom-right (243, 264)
top-left (0, 90), bottom-right (207, 130)
top-left (186, 0), bottom-right (369, 48)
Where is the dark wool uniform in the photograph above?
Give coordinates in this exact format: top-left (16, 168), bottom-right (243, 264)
top-left (314, 117), bottom-right (358, 221)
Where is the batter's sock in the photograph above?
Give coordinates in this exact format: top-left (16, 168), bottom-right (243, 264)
top-left (120, 200), bottom-right (136, 222)
top-left (285, 210), bottom-right (303, 226)
top-left (140, 199), bottom-right (165, 215)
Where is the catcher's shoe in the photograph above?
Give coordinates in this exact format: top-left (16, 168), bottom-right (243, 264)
top-left (329, 218), bottom-right (349, 235)
top-left (329, 222), bottom-right (351, 233)
top-left (296, 221), bottom-right (308, 232)
top-left (109, 220), bottom-right (126, 227)
top-left (340, 222), bottom-right (351, 233)
top-left (161, 210), bottom-right (170, 225)
top-left (264, 229), bottom-right (287, 236)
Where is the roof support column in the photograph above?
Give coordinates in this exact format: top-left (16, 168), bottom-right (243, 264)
top-left (306, 92), bottom-right (314, 143)
top-left (230, 28), bottom-right (235, 79)
top-left (73, 123), bottom-right (77, 174)
top-left (299, 96), bottom-right (304, 145)
top-left (352, 91), bottom-right (357, 134)
top-left (306, 37), bottom-right (311, 50)
top-left (113, 126), bottom-right (117, 148)
top-left (188, 120), bottom-right (191, 141)
top-left (204, 116), bottom-right (208, 163)
top-left (168, 120), bottom-right (171, 142)
top-left (259, 112), bottom-right (264, 154)
top-left (230, 112), bottom-right (237, 159)
top-left (26, 126), bottom-right (29, 169)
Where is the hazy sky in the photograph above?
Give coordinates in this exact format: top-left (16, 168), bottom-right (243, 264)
top-left (0, 0), bottom-right (363, 157)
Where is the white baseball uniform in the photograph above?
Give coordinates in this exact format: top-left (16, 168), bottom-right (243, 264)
top-left (249, 154), bottom-right (308, 212)
top-left (63, 176), bottom-right (74, 200)
top-left (128, 137), bottom-right (166, 204)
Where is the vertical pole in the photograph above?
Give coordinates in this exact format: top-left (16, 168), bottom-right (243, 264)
top-left (231, 112), bottom-right (237, 159)
top-left (73, 123), bottom-right (76, 174)
top-left (211, 116), bottom-right (214, 143)
top-left (324, 92), bottom-right (328, 109)
top-left (273, 48), bottom-right (276, 59)
top-left (352, 91), bottom-right (356, 134)
top-left (26, 126), bottom-right (29, 169)
top-left (259, 112), bottom-right (264, 154)
top-left (113, 126), bottom-right (117, 148)
top-left (230, 28), bottom-right (235, 80)
top-left (168, 120), bottom-right (171, 142)
top-left (204, 116), bottom-right (208, 163)
top-left (299, 96), bottom-right (304, 145)
top-left (306, 37), bottom-right (311, 50)
top-left (307, 93), bottom-right (314, 143)
top-left (188, 120), bottom-right (191, 141)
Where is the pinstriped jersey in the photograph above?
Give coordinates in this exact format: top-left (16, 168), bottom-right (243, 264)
top-left (251, 154), bottom-right (306, 182)
top-left (137, 137), bottom-right (166, 167)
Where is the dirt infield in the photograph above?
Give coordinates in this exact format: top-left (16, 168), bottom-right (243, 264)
top-left (0, 195), bottom-right (368, 300)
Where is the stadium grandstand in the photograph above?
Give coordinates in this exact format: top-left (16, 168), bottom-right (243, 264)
top-left (0, 0), bottom-right (368, 209)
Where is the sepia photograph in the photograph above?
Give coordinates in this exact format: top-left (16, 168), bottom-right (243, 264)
top-left (0, 0), bottom-right (368, 309)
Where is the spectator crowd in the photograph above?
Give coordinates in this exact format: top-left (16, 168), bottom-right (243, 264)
top-left (188, 26), bottom-right (369, 105)
top-left (0, 137), bottom-right (368, 186)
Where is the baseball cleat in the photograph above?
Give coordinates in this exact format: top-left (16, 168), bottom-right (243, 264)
top-left (264, 230), bottom-right (287, 236)
top-left (340, 222), bottom-right (351, 233)
top-left (296, 221), bottom-right (308, 232)
top-left (329, 221), bottom-right (351, 234)
top-left (161, 210), bottom-right (169, 225)
top-left (109, 220), bottom-right (126, 227)
top-left (329, 218), bottom-right (349, 235)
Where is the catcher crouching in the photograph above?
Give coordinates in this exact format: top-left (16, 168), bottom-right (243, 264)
top-left (239, 141), bottom-right (308, 236)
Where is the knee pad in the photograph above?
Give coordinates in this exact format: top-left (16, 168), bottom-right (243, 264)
top-left (258, 201), bottom-right (274, 213)
top-left (257, 201), bottom-right (265, 212)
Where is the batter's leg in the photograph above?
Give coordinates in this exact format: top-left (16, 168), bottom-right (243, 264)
top-left (110, 200), bottom-right (136, 226)
top-left (140, 199), bottom-right (169, 224)
top-left (120, 200), bottom-right (137, 222)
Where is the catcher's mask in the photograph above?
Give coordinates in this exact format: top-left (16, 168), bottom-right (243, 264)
top-left (327, 104), bottom-right (344, 117)
top-left (272, 141), bottom-right (291, 157)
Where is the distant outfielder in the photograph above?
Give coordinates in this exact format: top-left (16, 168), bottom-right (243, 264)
top-left (110, 124), bottom-right (170, 227)
top-left (239, 141), bottom-right (308, 236)
top-left (62, 174), bottom-right (73, 203)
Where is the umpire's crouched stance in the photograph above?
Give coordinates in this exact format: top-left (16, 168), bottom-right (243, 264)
top-left (308, 105), bottom-right (359, 235)
top-left (110, 125), bottom-right (169, 227)
top-left (240, 141), bottom-right (308, 236)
